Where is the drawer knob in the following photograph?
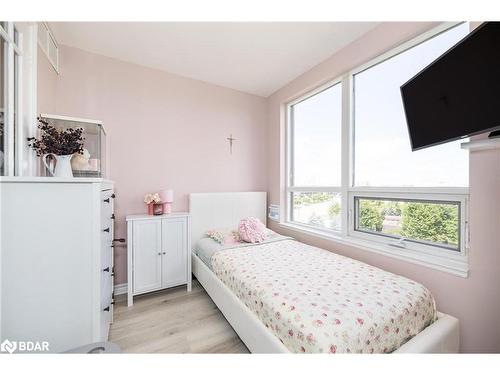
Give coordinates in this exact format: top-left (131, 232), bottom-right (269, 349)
top-left (103, 198), bottom-right (110, 203)
top-left (111, 214), bottom-right (115, 220)
top-left (111, 193), bottom-right (116, 199)
top-left (158, 252), bottom-right (161, 256)
top-left (103, 227), bottom-right (110, 233)
top-left (162, 252), bottom-right (166, 255)
top-left (103, 267), bottom-right (110, 272)
top-left (103, 306), bottom-right (110, 312)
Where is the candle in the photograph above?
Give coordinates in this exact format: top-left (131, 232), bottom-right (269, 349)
top-left (159, 189), bottom-right (174, 203)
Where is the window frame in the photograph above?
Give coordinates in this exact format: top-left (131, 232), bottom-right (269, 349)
top-left (1, 22), bottom-right (24, 176)
top-left (37, 22), bottom-right (59, 73)
top-left (285, 77), bottom-right (344, 235)
top-left (349, 190), bottom-right (468, 254)
top-left (1, 22), bottom-right (38, 177)
top-left (283, 22), bottom-right (470, 277)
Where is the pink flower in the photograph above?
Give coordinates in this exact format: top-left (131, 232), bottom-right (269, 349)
top-left (306, 333), bottom-right (316, 344)
top-left (356, 318), bottom-right (364, 325)
top-left (329, 345), bottom-right (337, 354)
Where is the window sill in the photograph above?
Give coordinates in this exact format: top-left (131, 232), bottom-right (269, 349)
top-left (278, 222), bottom-right (469, 278)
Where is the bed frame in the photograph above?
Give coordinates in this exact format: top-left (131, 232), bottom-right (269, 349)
top-left (189, 192), bottom-right (460, 353)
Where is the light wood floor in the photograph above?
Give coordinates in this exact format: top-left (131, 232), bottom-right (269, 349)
top-left (110, 279), bottom-right (249, 353)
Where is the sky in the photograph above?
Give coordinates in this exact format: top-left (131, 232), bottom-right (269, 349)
top-left (293, 83), bottom-right (342, 186)
top-left (292, 22), bottom-right (470, 188)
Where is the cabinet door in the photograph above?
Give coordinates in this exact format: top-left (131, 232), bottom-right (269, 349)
top-left (133, 220), bottom-right (162, 294)
top-left (161, 218), bottom-right (188, 288)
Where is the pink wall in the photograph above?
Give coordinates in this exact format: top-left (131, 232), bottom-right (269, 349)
top-left (38, 45), bottom-right (267, 285)
top-left (37, 46), bottom-right (58, 114)
top-left (267, 22), bottom-right (500, 353)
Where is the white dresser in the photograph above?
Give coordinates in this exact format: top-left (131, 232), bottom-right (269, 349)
top-left (0, 177), bottom-right (115, 353)
top-left (126, 213), bottom-right (191, 306)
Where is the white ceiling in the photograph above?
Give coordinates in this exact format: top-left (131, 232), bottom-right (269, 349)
top-left (49, 22), bottom-right (379, 97)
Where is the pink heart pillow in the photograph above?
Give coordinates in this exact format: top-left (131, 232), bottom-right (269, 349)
top-left (238, 217), bottom-right (266, 243)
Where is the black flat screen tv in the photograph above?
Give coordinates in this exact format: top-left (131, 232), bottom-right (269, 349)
top-left (401, 22), bottom-right (500, 151)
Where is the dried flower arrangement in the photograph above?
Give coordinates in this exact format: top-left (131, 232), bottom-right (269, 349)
top-left (144, 193), bottom-right (163, 215)
top-left (144, 193), bottom-right (161, 205)
top-left (28, 118), bottom-right (85, 156)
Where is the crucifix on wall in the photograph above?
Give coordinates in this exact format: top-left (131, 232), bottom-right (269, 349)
top-left (226, 134), bottom-right (237, 155)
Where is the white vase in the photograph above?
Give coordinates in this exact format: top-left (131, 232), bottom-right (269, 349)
top-left (43, 154), bottom-right (74, 178)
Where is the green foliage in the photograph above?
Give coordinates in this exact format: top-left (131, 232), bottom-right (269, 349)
top-left (328, 201), bottom-right (341, 218)
top-left (293, 192), bottom-right (332, 206)
top-left (295, 194), bottom-right (459, 248)
top-left (382, 201), bottom-right (402, 216)
top-left (359, 200), bottom-right (384, 232)
top-left (401, 203), bottom-right (458, 247)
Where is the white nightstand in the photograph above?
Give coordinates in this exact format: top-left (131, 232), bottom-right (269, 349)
top-left (126, 212), bottom-right (191, 306)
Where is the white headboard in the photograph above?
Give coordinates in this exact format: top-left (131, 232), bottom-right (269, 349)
top-left (189, 192), bottom-right (267, 248)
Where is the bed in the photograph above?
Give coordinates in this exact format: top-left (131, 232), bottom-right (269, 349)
top-left (189, 192), bottom-right (460, 353)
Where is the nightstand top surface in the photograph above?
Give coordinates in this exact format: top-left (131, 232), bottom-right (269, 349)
top-left (126, 212), bottom-right (189, 221)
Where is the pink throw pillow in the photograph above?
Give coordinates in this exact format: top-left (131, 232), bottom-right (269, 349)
top-left (238, 217), bottom-right (266, 243)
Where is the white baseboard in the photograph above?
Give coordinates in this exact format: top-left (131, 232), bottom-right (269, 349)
top-left (114, 283), bottom-right (128, 296)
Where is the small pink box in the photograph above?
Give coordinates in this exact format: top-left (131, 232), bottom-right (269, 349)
top-left (89, 158), bottom-right (100, 172)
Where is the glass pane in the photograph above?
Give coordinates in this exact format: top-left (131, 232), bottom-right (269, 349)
top-left (37, 22), bottom-right (47, 47)
top-left (355, 197), bottom-right (460, 250)
top-left (39, 115), bottom-right (105, 178)
top-left (0, 36), bottom-right (5, 176)
top-left (291, 192), bottom-right (341, 231)
top-left (354, 23), bottom-right (469, 187)
top-left (292, 83), bottom-right (342, 186)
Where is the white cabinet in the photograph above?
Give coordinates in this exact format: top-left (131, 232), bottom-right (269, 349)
top-left (126, 213), bottom-right (191, 306)
top-left (0, 177), bottom-right (115, 353)
top-left (162, 218), bottom-right (188, 288)
top-left (132, 220), bottom-right (162, 294)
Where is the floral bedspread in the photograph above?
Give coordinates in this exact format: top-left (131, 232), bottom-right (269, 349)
top-left (211, 239), bottom-right (437, 353)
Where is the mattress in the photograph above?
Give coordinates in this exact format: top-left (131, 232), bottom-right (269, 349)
top-left (209, 238), bottom-right (438, 353)
top-left (194, 233), bottom-right (290, 270)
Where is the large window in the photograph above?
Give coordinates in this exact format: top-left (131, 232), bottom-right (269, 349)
top-left (353, 23), bottom-right (469, 187)
top-left (285, 23), bottom-right (470, 277)
top-left (288, 82), bottom-right (342, 231)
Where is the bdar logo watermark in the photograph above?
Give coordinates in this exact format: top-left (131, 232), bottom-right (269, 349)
top-left (1, 339), bottom-right (49, 354)
top-left (0, 339), bottom-right (17, 354)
